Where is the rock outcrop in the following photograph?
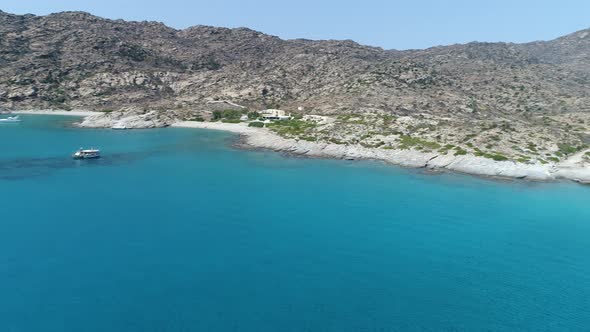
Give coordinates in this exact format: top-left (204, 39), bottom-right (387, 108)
top-left (78, 107), bottom-right (179, 129)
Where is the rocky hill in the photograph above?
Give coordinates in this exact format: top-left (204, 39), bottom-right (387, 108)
top-left (1, 10), bottom-right (589, 118)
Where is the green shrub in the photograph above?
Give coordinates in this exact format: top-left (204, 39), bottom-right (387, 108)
top-left (492, 155), bottom-right (508, 161)
top-left (462, 134), bottom-right (477, 142)
top-left (527, 143), bottom-right (537, 152)
top-left (329, 138), bottom-right (345, 145)
top-left (248, 121), bottom-right (265, 128)
top-left (213, 109), bottom-right (243, 120)
top-left (438, 144), bottom-right (456, 154)
top-left (557, 143), bottom-right (581, 155)
top-left (485, 153), bottom-right (508, 161)
top-left (266, 120), bottom-right (316, 137)
top-left (398, 135), bottom-right (441, 150)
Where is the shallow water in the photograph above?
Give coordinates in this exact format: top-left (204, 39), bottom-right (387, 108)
top-left (1, 115), bottom-right (589, 331)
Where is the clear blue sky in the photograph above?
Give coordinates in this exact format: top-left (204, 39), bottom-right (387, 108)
top-left (1, 0), bottom-right (589, 50)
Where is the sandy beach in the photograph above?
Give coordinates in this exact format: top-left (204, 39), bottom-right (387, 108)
top-left (13, 110), bottom-right (101, 116)
top-left (171, 121), bottom-right (261, 134)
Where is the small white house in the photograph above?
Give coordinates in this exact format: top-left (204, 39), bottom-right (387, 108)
top-left (260, 109), bottom-right (292, 121)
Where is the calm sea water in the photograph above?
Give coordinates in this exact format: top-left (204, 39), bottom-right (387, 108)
top-left (1, 115), bottom-right (589, 331)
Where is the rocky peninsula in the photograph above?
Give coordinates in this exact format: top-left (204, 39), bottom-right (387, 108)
top-left (170, 120), bottom-right (590, 183)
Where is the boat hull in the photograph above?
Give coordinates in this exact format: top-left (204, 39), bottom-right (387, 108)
top-left (72, 154), bottom-right (100, 160)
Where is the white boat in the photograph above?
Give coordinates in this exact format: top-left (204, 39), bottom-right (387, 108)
top-left (72, 148), bottom-right (101, 159)
top-left (0, 116), bottom-right (20, 123)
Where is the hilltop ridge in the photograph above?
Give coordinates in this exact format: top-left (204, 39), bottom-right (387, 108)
top-left (1, 10), bottom-right (588, 115)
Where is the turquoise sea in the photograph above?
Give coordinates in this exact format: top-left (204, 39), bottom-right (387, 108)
top-left (1, 115), bottom-right (589, 331)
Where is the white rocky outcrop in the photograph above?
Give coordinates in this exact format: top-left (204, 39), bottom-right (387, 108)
top-left (78, 107), bottom-right (178, 129)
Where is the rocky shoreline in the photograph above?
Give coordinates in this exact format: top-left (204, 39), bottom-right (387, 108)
top-left (77, 107), bottom-right (180, 129)
top-left (171, 121), bottom-right (590, 184)
top-left (14, 110), bottom-right (590, 183)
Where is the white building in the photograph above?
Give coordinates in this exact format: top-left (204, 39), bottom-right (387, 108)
top-left (260, 109), bottom-right (292, 121)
